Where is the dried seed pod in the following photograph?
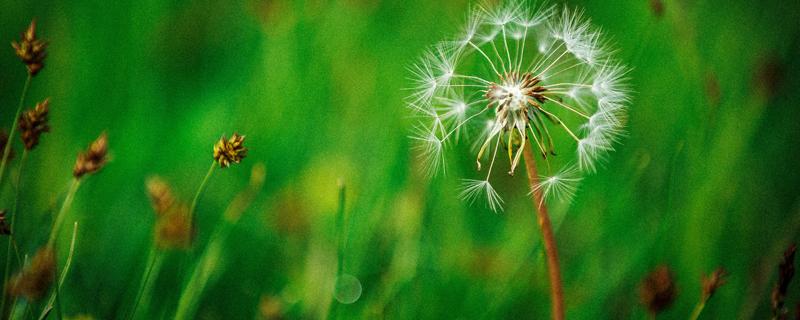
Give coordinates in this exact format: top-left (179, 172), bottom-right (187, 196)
top-left (154, 203), bottom-right (194, 250)
top-left (213, 133), bottom-right (247, 168)
top-left (18, 98), bottom-right (50, 150)
top-left (11, 20), bottom-right (48, 76)
top-left (73, 132), bottom-right (108, 178)
top-left (0, 210), bottom-right (11, 235)
top-left (640, 265), bottom-right (677, 315)
top-left (7, 246), bottom-right (55, 300)
top-left (146, 176), bottom-right (176, 216)
top-left (701, 268), bottom-right (728, 301)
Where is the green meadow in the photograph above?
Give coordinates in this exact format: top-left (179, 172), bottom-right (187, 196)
top-left (0, 0), bottom-right (798, 319)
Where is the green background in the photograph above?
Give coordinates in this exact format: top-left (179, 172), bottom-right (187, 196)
top-left (1, 0), bottom-right (799, 319)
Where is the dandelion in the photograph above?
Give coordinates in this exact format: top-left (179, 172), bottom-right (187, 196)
top-left (408, 2), bottom-right (630, 319)
top-left (408, 1), bottom-right (629, 209)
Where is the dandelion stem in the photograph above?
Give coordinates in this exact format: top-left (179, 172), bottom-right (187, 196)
top-left (189, 162), bottom-right (216, 226)
top-left (0, 74), bottom-right (32, 187)
top-left (48, 179), bottom-right (81, 245)
top-left (129, 248), bottom-right (163, 320)
top-left (1, 150), bottom-right (28, 317)
top-left (522, 146), bottom-right (564, 320)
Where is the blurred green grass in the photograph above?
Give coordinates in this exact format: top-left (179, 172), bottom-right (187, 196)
top-left (0, 0), bottom-right (799, 319)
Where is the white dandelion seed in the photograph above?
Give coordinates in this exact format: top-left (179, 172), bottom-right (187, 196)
top-left (460, 179), bottom-right (504, 212)
top-left (408, 0), bottom-right (631, 211)
top-left (533, 165), bottom-right (582, 203)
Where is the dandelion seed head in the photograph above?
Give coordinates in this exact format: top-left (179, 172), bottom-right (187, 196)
top-left (408, 0), bottom-right (631, 209)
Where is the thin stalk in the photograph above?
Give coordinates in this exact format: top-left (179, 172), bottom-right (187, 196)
top-left (174, 164), bottom-right (265, 320)
top-left (39, 222), bottom-right (79, 320)
top-left (128, 248), bottom-right (163, 320)
top-left (522, 146), bottom-right (564, 320)
top-left (173, 225), bottom-right (228, 320)
top-left (0, 74), bottom-right (32, 187)
top-left (188, 162), bottom-right (216, 226)
top-left (688, 300), bottom-right (706, 320)
top-left (48, 179), bottom-right (81, 245)
top-left (1, 150), bottom-right (28, 316)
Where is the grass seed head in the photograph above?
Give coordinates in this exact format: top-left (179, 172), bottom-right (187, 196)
top-left (154, 202), bottom-right (194, 250)
top-left (0, 210), bottom-right (10, 235)
top-left (18, 98), bottom-right (51, 150)
top-left (639, 265), bottom-right (677, 315)
top-left (213, 133), bottom-right (247, 168)
top-left (7, 245), bottom-right (55, 300)
top-left (701, 267), bottom-right (728, 301)
top-left (772, 244), bottom-right (796, 318)
top-left (11, 20), bottom-right (48, 76)
top-left (73, 132), bottom-right (109, 178)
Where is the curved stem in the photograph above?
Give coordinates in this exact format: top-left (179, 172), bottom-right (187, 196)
top-left (522, 146), bottom-right (564, 320)
top-left (0, 74), bottom-right (32, 187)
top-left (128, 248), bottom-right (163, 320)
top-left (48, 179), bottom-right (81, 245)
top-left (688, 300), bottom-right (706, 320)
top-left (188, 162), bottom-right (216, 227)
top-left (1, 150), bottom-right (28, 317)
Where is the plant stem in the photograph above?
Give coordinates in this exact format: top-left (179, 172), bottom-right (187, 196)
top-left (689, 300), bottom-right (706, 320)
top-left (129, 248), bottom-right (163, 320)
top-left (1, 150), bottom-right (28, 317)
top-left (522, 147), bottom-right (564, 320)
top-left (0, 74), bottom-right (32, 188)
top-left (173, 225), bottom-right (227, 320)
top-left (39, 222), bottom-right (79, 320)
top-left (48, 179), bottom-right (81, 245)
top-left (188, 162), bottom-right (216, 226)
top-left (174, 164), bottom-right (265, 320)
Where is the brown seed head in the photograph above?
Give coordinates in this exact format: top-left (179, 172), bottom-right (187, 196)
top-left (7, 245), bottom-right (55, 300)
top-left (213, 133), bottom-right (247, 168)
top-left (0, 210), bottom-right (11, 235)
top-left (259, 295), bottom-right (285, 320)
top-left (11, 20), bottom-right (48, 76)
top-left (649, 0), bottom-right (665, 18)
top-left (701, 268), bottom-right (728, 301)
top-left (18, 98), bottom-right (50, 150)
top-left (73, 132), bottom-right (109, 178)
top-left (639, 265), bottom-right (677, 315)
top-left (772, 244), bottom-right (796, 318)
top-left (146, 176), bottom-right (176, 216)
top-left (154, 203), bottom-right (194, 250)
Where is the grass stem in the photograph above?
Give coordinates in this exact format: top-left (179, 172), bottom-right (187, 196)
top-left (188, 162), bottom-right (216, 226)
top-left (128, 248), bottom-right (163, 320)
top-left (48, 179), bottom-right (81, 245)
top-left (0, 74), bottom-right (32, 188)
top-left (1, 151), bottom-right (28, 316)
